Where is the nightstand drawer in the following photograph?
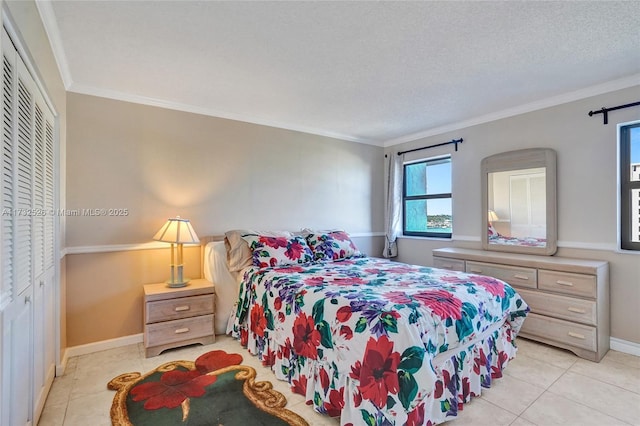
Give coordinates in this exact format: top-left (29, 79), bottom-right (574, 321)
top-left (521, 313), bottom-right (596, 352)
top-left (519, 289), bottom-right (596, 326)
top-left (145, 314), bottom-right (214, 347)
top-left (146, 294), bottom-right (214, 323)
top-left (538, 270), bottom-right (596, 299)
top-left (466, 261), bottom-right (537, 289)
top-left (433, 257), bottom-right (465, 272)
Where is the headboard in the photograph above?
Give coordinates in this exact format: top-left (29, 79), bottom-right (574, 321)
top-left (199, 235), bottom-right (225, 278)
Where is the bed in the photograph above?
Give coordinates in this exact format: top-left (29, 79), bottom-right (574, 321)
top-left (205, 230), bottom-right (529, 425)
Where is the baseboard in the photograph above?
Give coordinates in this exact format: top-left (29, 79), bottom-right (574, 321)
top-left (610, 337), bottom-right (640, 357)
top-left (64, 333), bottom-right (143, 359)
top-left (56, 350), bottom-right (68, 377)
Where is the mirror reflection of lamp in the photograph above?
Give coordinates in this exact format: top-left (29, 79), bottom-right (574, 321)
top-left (153, 216), bottom-right (200, 287)
top-left (488, 210), bottom-right (499, 223)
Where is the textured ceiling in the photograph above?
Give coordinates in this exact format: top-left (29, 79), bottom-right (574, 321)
top-left (39, 1), bottom-right (640, 145)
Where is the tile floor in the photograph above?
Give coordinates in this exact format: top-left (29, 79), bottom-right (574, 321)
top-left (38, 336), bottom-right (640, 426)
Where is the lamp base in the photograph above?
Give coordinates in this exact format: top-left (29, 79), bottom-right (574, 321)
top-left (166, 278), bottom-right (191, 288)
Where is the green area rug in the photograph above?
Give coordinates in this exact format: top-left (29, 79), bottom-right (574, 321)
top-left (108, 350), bottom-right (309, 426)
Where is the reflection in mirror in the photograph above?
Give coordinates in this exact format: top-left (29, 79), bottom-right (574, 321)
top-left (488, 167), bottom-right (546, 245)
top-left (482, 148), bottom-right (557, 255)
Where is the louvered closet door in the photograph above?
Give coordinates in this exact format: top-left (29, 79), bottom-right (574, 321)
top-left (1, 25), bottom-right (57, 426)
top-left (14, 54), bottom-right (34, 298)
top-left (0, 28), bottom-right (34, 426)
top-left (32, 89), bottom-right (56, 420)
top-left (0, 28), bottom-right (15, 310)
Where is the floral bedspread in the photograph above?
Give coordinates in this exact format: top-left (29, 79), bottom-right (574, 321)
top-left (230, 257), bottom-right (529, 425)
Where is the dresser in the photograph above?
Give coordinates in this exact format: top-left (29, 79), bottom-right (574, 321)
top-left (143, 279), bottom-right (215, 357)
top-left (432, 248), bottom-right (609, 362)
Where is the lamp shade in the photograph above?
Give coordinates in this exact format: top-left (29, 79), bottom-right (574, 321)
top-left (488, 210), bottom-right (499, 222)
top-left (153, 217), bottom-right (200, 244)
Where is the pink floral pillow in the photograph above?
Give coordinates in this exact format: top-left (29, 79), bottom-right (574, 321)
top-left (305, 230), bottom-right (362, 261)
top-left (242, 234), bottom-right (314, 268)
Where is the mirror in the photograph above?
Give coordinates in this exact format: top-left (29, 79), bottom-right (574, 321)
top-left (481, 148), bottom-right (557, 255)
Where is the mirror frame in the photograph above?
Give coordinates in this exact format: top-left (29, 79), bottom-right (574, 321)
top-left (481, 148), bottom-right (557, 256)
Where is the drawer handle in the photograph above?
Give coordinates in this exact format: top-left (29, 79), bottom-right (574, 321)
top-left (567, 332), bottom-right (585, 340)
top-left (470, 269), bottom-right (483, 274)
top-left (174, 328), bottom-right (190, 334)
top-left (556, 280), bottom-right (574, 287)
top-left (567, 307), bottom-right (586, 314)
top-left (174, 306), bottom-right (190, 312)
top-left (513, 274), bottom-right (529, 280)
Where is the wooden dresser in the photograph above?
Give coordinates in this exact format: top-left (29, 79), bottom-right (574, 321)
top-left (143, 279), bottom-right (215, 357)
top-left (432, 248), bottom-right (609, 362)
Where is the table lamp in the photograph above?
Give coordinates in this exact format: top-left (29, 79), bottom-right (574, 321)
top-left (153, 216), bottom-right (200, 287)
top-left (488, 210), bottom-right (499, 223)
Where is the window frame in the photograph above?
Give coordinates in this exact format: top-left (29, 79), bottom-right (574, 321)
top-left (619, 120), bottom-right (640, 251)
top-left (402, 155), bottom-right (452, 238)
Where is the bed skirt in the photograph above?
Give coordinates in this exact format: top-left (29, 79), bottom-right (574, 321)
top-left (233, 318), bottom-right (518, 426)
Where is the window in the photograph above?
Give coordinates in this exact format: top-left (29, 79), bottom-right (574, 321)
top-left (403, 156), bottom-right (452, 237)
top-left (619, 121), bottom-right (640, 251)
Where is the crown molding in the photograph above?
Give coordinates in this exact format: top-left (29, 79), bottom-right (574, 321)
top-left (384, 73), bottom-right (640, 147)
top-left (35, 0), bottom-right (73, 89)
top-left (67, 82), bottom-right (382, 146)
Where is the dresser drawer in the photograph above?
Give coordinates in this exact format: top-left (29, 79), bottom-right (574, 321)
top-left (518, 289), bottom-right (596, 326)
top-left (538, 270), bottom-right (596, 299)
top-left (466, 261), bottom-right (537, 289)
top-left (145, 314), bottom-right (214, 347)
top-left (433, 257), bottom-right (465, 272)
top-left (520, 313), bottom-right (596, 352)
top-left (146, 294), bottom-right (214, 324)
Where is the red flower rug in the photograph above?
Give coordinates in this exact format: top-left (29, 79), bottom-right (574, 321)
top-left (108, 350), bottom-right (309, 426)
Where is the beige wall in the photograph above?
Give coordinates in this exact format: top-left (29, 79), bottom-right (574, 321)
top-left (5, 0), bottom-right (68, 353)
top-left (387, 86), bottom-right (640, 345)
top-left (66, 92), bottom-right (384, 346)
top-left (65, 247), bottom-right (201, 346)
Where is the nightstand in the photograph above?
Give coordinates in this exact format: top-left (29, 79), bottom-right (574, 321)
top-left (143, 278), bottom-right (215, 357)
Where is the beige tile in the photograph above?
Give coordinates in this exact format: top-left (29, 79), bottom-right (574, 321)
top-left (521, 392), bottom-right (630, 426)
top-left (515, 337), bottom-right (579, 370)
top-left (569, 357), bottom-right (640, 394)
top-left (444, 398), bottom-right (517, 426)
top-left (509, 417), bottom-right (537, 426)
top-left (288, 400), bottom-right (338, 426)
top-left (71, 356), bottom-right (144, 400)
top-left (548, 371), bottom-right (640, 425)
top-left (63, 390), bottom-right (114, 426)
top-left (603, 350), bottom-right (640, 369)
top-left (75, 344), bottom-right (140, 372)
top-left (504, 352), bottom-right (567, 389)
top-left (42, 374), bottom-right (74, 408)
top-left (36, 402), bottom-right (66, 426)
top-left (62, 356), bottom-right (78, 377)
top-left (480, 373), bottom-right (546, 415)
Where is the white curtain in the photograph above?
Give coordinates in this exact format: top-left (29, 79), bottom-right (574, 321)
top-left (383, 152), bottom-right (403, 258)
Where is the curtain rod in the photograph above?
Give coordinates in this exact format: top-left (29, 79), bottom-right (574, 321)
top-left (397, 138), bottom-right (463, 156)
top-left (588, 101), bottom-right (640, 125)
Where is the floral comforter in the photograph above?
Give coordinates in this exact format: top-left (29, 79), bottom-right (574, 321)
top-left (230, 257), bottom-right (529, 425)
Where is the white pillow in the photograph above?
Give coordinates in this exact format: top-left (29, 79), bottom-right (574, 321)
top-left (204, 241), bottom-right (240, 335)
